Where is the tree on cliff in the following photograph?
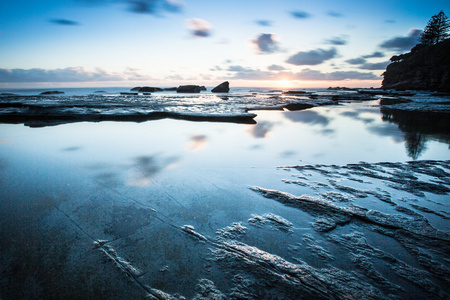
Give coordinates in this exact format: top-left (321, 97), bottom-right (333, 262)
top-left (419, 11), bottom-right (449, 45)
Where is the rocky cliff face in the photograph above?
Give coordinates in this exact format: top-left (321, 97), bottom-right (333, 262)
top-left (382, 39), bottom-right (450, 91)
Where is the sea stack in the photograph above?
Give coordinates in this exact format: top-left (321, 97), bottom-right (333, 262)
top-left (176, 85), bottom-right (202, 93)
top-left (211, 81), bottom-right (230, 93)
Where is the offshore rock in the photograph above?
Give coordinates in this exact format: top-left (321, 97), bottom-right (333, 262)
top-left (138, 86), bottom-right (163, 92)
top-left (40, 91), bottom-right (64, 95)
top-left (211, 81), bottom-right (230, 93)
top-left (177, 85), bottom-right (202, 93)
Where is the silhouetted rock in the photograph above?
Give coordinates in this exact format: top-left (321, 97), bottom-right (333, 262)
top-left (382, 39), bottom-right (450, 91)
top-left (120, 92), bottom-right (138, 95)
top-left (200, 86), bottom-right (207, 91)
top-left (138, 87), bottom-right (163, 92)
top-left (176, 85), bottom-right (202, 93)
top-left (163, 87), bottom-right (178, 91)
top-left (40, 91), bottom-right (64, 95)
top-left (211, 81), bottom-right (230, 93)
top-left (130, 87), bottom-right (141, 91)
top-left (283, 90), bottom-right (308, 95)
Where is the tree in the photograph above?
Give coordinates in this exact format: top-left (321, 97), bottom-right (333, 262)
top-left (419, 11), bottom-right (450, 45)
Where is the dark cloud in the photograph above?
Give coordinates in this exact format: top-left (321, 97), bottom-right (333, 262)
top-left (379, 29), bottom-right (421, 51)
top-left (346, 51), bottom-right (386, 66)
top-left (251, 33), bottom-right (279, 54)
top-left (325, 36), bottom-right (348, 45)
top-left (186, 18), bottom-right (212, 37)
top-left (0, 67), bottom-right (145, 82)
top-left (267, 64), bottom-right (285, 71)
top-left (290, 10), bottom-right (312, 19)
top-left (49, 19), bottom-right (80, 26)
top-left (286, 48), bottom-right (337, 65)
top-left (359, 61), bottom-right (390, 70)
top-left (126, 0), bottom-right (183, 14)
top-left (255, 20), bottom-right (272, 27)
top-left (346, 58), bottom-right (366, 65)
top-left (362, 51), bottom-right (384, 58)
top-left (327, 11), bottom-right (343, 17)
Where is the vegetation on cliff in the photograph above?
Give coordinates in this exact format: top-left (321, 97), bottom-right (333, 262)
top-left (382, 11), bottom-right (450, 91)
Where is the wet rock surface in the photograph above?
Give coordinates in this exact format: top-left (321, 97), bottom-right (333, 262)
top-left (1, 155), bottom-right (448, 298)
top-left (0, 89), bottom-right (448, 127)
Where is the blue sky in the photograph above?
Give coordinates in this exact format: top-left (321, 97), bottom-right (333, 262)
top-left (0, 0), bottom-right (449, 88)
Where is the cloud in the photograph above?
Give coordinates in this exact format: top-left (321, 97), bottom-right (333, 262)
top-left (185, 18), bottom-right (212, 37)
top-left (346, 51), bottom-right (386, 66)
top-left (290, 10), bottom-right (312, 19)
top-left (227, 65), bottom-right (378, 81)
top-left (286, 48), bottom-right (337, 66)
top-left (346, 58), bottom-right (366, 65)
top-left (327, 11), bottom-right (343, 17)
top-left (325, 36), bottom-right (348, 45)
top-left (362, 51), bottom-right (384, 58)
top-left (359, 62), bottom-right (390, 70)
top-left (49, 19), bottom-right (80, 26)
top-left (126, 0), bottom-right (183, 14)
top-left (227, 65), bottom-right (250, 72)
top-left (251, 33), bottom-right (279, 54)
top-left (255, 20), bottom-right (272, 27)
top-left (268, 64), bottom-right (285, 71)
top-left (0, 67), bottom-right (146, 83)
top-left (379, 29), bottom-right (421, 51)
top-left (296, 69), bottom-right (378, 81)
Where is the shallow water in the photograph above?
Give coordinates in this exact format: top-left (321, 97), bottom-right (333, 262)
top-left (0, 94), bottom-right (449, 299)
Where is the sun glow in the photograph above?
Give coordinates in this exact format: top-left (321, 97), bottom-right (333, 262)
top-left (276, 79), bottom-right (296, 88)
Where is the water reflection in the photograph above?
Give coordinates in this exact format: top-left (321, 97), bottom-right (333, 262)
top-left (284, 110), bottom-right (330, 126)
top-left (340, 111), bottom-right (375, 124)
top-left (61, 146), bottom-right (82, 152)
top-left (247, 121), bottom-right (275, 138)
top-left (186, 135), bottom-right (208, 151)
top-left (128, 155), bottom-right (180, 186)
top-left (380, 108), bottom-right (450, 160)
top-left (404, 132), bottom-right (428, 160)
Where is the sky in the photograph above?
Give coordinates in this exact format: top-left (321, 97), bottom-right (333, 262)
top-left (0, 0), bottom-right (449, 89)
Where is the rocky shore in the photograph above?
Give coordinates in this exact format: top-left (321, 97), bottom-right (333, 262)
top-left (382, 39), bottom-right (450, 91)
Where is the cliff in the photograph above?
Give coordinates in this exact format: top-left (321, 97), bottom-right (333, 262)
top-left (381, 39), bottom-right (450, 91)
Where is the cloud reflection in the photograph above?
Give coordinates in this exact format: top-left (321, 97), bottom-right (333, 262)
top-left (247, 121), bottom-right (275, 138)
top-left (127, 155), bottom-right (180, 186)
top-left (186, 135), bottom-right (208, 151)
top-left (283, 110), bottom-right (330, 126)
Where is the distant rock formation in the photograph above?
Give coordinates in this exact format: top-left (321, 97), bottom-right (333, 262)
top-left (40, 91), bottom-right (64, 95)
top-left (382, 39), bottom-right (450, 91)
top-left (211, 81), bottom-right (230, 93)
top-left (176, 85), bottom-right (203, 93)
